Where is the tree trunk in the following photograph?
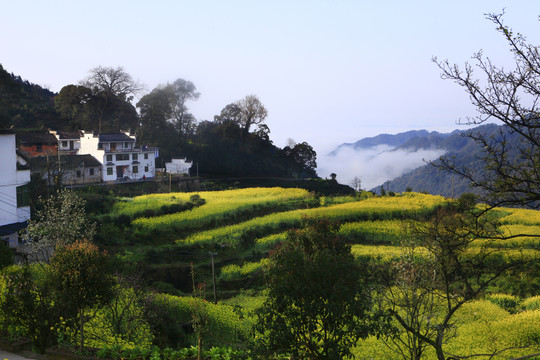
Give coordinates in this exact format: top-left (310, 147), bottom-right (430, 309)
top-left (79, 308), bottom-right (84, 352)
top-left (197, 335), bottom-right (202, 360)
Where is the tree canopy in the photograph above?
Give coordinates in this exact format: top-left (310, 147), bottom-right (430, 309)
top-left (255, 217), bottom-right (379, 359)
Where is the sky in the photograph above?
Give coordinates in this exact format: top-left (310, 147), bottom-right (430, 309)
top-left (1, 1), bottom-right (539, 182)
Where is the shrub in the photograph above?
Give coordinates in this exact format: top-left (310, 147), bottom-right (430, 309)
top-left (487, 293), bottom-right (521, 313)
top-left (521, 295), bottom-right (540, 311)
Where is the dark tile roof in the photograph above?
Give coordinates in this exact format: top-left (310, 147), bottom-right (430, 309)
top-left (98, 133), bottom-right (134, 142)
top-left (30, 154), bottom-right (102, 169)
top-left (18, 133), bottom-right (58, 145)
top-left (56, 131), bottom-right (83, 140)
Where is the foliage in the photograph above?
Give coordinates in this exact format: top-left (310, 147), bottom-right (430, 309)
top-left (23, 189), bottom-right (96, 262)
top-left (218, 259), bottom-right (268, 281)
top-left (49, 239), bottom-right (115, 350)
top-left (486, 293), bottom-right (521, 313)
top-left (0, 64), bottom-right (57, 129)
top-left (82, 276), bottom-right (153, 348)
top-left (522, 295), bottom-right (540, 311)
top-left (255, 217), bottom-right (380, 359)
top-left (0, 264), bottom-right (60, 352)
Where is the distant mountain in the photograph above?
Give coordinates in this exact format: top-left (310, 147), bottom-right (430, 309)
top-left (329, 129), bottom-right (450, 155)
top-left (324, 124), bottom-right (513, 198)
top-left (379, 124), bottom-right (512, 197)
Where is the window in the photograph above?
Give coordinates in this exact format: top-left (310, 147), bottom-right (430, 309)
top-left (107, 167), bottom-right (113, 176)
top-left (144, 166), bottom-right (149, 172)
top-left (116, 154), bottom-right (129, 161)
top-left (106, 154), bottom-right (113, 162)
top-left (124, 142), bottom-right (130, 148)
top-left (89, 168), bottom-right (94, 176)
top-left (132, 166), bottom-right (138, 173)
top-left (98, 143), bottom-right (103, 149)
top-left (132, 153), bottom-right (138, 160)
top-left (76, 170), bottom-right (81, 178)
top-left (144, 153), bottom-right (148, 159)
top-left (62, 141), bottom-right (68, 147)
top-left (36, 144), bottom-right (42, 151)
top-left (16, 185), bottom-right (29, 207)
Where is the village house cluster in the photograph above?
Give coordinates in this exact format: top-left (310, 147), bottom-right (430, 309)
top-left (0, 129), bottom-right (196, 248)
top-left (19, 130), bottom-right (159, 185)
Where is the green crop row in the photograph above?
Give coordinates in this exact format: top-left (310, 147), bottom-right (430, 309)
top-left (180, 193), bottom-right (447, 248)
top-left (132, 188), bottom-right (314, 235)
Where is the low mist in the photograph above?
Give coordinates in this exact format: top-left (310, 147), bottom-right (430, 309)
top-left (317, 145), bottom-right (447, 190)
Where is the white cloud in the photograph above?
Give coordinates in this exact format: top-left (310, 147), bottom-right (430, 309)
top-left (317, 145), bottom-right (447, 190)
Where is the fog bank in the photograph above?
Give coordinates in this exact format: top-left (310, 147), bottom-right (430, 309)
top-left (317, 145), bottom-right (447, 190)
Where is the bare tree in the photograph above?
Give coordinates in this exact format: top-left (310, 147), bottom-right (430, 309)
top-left (81, 66), bottom-right (143, 102)
top-left (351, 176), bottom-right (362, 192)
top-left (80, 66), bottom-right (143, 132)
top-left (236, 95), bottom-right (268, 136)
top-left (433, 13), bottom-right (540, 209)
top-left (384, 200), bottom-right (536, 360)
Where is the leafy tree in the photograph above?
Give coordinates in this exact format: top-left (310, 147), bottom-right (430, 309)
top-left (282, 141), bottom-right (317, 178)
top-left (23, 189), bottom-right (96, 262)
top-left (170, 78), bottom-right (200, 136)
top-left (54, 85), bottom-right (93, 130)
top-left (136, 85), bottom-right (177, 147)
top-left (434, 13), bottom-right (540, 209)
top-left (49, 239), bottom-right (114, 351)
top-left (214, 103), bottom-right (242, 124)
top-left (255, 217), bottom-right (378, 359)
top-left (0, 264), bottom-right (61, 353)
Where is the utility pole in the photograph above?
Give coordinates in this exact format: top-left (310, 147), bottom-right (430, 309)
top-left (209, 251), bottom-right (217, 304)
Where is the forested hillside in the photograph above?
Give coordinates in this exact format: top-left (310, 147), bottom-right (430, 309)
top-left (384, 124), bottom-right (524, 197)
top-left (0, 64), bottom-right (318, 179)
top-left (0, 64), bottom-right (58, 129)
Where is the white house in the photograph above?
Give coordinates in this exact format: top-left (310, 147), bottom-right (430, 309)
top-left (0, 130), bottom-right (31, 248)
top-left (78, 131), bottom-right (158, 182)
top-left (165, 158), bottom-right (192, 175)
top-left (50, 130), bottom-right (82, 155)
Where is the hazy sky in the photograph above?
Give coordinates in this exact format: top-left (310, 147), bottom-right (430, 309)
top-left (1, 1), bottom-right (539, 154)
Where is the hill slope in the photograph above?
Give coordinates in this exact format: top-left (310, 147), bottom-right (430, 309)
top-left (0, 64), bottom-right (59, 129)
top-left (382, 124), bottom-right (516, 197)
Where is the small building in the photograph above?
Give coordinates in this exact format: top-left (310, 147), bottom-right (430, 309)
top-left (165, 158), bottom-right (192, 175)
top-left (0, 130), bottom-right (31, 248)
top-left (30, 154), bottom-right (102, 186)
top-left (78, 131), bottom-right (158, 182)
top-left (17, 133), bottom-right (58, 157)
top-left (50, 130), bottom-right (82, 155)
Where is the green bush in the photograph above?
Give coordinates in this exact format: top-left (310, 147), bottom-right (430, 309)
top-left (487, 293), bottom-right (521, 313)
top-left (521, 295), bottom-right (540, 311)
